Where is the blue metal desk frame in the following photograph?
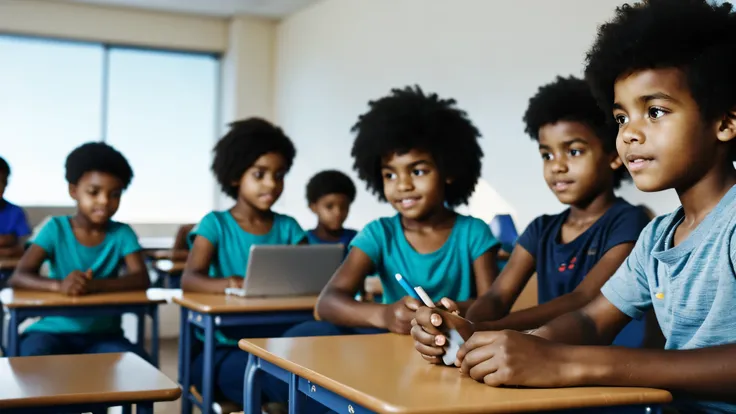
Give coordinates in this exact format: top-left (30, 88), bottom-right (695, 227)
top-left (3, 303), bottom-right (160, 366)
top-left (2, 401), bottom-right (155, 414)
top-left (243, 355), bottom-right (665, 414)
top-left (177, 306), bottom-right (313, 414)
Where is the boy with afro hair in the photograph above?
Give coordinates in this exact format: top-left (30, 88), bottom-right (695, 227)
top-left (10, 142), bottom-right (150, 359)
top-left (181, 117), bottom-right (306, 406)
top-left (412, 75), bottom-right (653, 365)
top-left (305, 169), bottom-right (358, 253)
top-left (421, 1), bottom-right (736, 412)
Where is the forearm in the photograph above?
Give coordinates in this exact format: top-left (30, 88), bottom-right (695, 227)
top-left (565, 344), bottom-right (736, 399)
top-left (181, 272), bottom-right (230, 293)
top-left (532, 310), bottom-right (608, 345)
top-left (88, 272), bottom-right (150, 293)
top-left (316, 289), bottom-right (388, 329)
top-left (456, 299), bottom-right (475, 315)
top-left (8, 272), bottom-right (61, 292)
top-left (464, 293), bottom-right (511, 323)
top-left (477, 292), bottom-right (590, 332)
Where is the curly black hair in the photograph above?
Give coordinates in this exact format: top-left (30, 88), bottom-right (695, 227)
top-left (350, 85), bottom-right (483, 207)
top-left (306, 170), bottom-right (357, 205)
top-left (0, 156), bottom-right (9, 177)
top-left (585, 0), bottom-right (736, 162)
top-left (65, 142), bottom-right (134, 188)
top-left (212, 118), bottom-right (296, 199)
top-left (523, 75), bottom-right (629, 188)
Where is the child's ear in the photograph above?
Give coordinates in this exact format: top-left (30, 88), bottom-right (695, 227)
top-left (309, 203), bottom-right (318, 214)
top-left (716, 108), bottom-right (736, 143)
top-left (68, 183), bottom-right (78, 200)
top-left (609, 153), bottom-right (624, 171)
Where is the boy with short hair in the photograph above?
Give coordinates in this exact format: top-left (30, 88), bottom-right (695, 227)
top-left (305, 169), bottom-right (358, 253)
top-left (10, 142), bottom-right (150, 359)
top-left (0, 156), bottom-right (31, 258)
top-left (419, 1), bottom-right (736, 412)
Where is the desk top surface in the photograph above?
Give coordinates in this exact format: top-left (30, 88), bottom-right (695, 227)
top-left (0, 352), bottom-right (181, 409)
top-left (239, 334), bottom-right (673, 414)
top-left (173, 292), bottom-right (317, 314)
top-left (0, 288), bottom-right (173, 308)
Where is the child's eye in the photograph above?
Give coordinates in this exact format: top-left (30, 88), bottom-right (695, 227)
top-left (569, 149), bottom-right (583, 157)
top-left (540, 153), bottom-right (553, 161)
top-left (253, 171), bottom-right (265, 179)
top-left (614, 114), bottom-right (628, 126)
top-left (648, 107), bottom-right (667, 120)
top-left (274, 171), bottom-right (286, 180)
top-left (412, 169), bottom-right (427, 176)
top-left (383, 172), bottom-right (396, 180)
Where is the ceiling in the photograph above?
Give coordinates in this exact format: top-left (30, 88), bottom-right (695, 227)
top-left (57, 0), bottom-right (322, 18)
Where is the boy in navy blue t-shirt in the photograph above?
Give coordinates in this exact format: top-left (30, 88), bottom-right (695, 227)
top-left (305, 170), bottom-right (358, 256)
top-left (412, 76), bottom-right (652, 364)
top-left (0, 156), bottom-right (31, 259)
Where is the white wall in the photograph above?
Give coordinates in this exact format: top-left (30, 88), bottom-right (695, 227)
top-left (274, 0), bottom-right (682, 231)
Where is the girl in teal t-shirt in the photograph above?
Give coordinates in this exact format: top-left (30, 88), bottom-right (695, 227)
top-left (182, 118), bottom-right (306, 405)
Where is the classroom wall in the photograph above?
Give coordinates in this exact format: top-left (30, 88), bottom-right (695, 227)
top-left (274, 0), bottom-right (682, 231)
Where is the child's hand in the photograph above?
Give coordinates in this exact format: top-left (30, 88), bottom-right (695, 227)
top-left (227, 276), bottom-right (244, 289)
top-left (457, 330), bottom-right (578, 388)
top-left (437, 297), bottom-right (461, 314)
top-left (411, 306), bottom-right (449, 364)
top-left (382, 296), bottom-right (421, 334)
top-left (60, 270), bottom-right (90, 296)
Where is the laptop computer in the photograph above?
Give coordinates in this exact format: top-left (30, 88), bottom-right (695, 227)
top-left (225, 244), bottom-right (344, 298)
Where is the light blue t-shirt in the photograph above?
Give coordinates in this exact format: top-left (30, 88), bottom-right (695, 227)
top-left (25, 216), bottom-right (142, 334)
top-left (189, 210), bottom-right (306, 345)
top-left (350, 214), bottom-right (500, 305)
top-left (601, 185), bottom-right (736, 413)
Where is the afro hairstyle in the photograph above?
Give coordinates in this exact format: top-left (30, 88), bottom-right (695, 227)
top-left (584, 0), bottom-right (736, 161)
top-left (523, 75), bottom-right (629, 188)
top-left (65, 142), bottom-right (134, 189)
top-left (350, 85), bottom-right (483, 207)
top-left (306, 170), bottom-right (357, 205)
top-left (0, 156), bottom-right (9, 177)
top-left (212, 118), bottom-right (296, 200)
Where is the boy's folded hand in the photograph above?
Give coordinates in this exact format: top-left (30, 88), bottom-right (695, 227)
top-left (382, 296), bottom-right (421, 335)
top-left (60, 270), bottom-right (90, 296)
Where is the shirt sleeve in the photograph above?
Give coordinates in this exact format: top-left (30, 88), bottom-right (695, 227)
top-left (284, 216), bottom-right (307, 244)
top-left (30, 217), bottom-right (60, 257)
top-left (516, 215), bottom-right (546, 258)
top-left (468, 217), bottom-right (501, 260)
top-left (117, 224), bottom-right (142, 257)
top-left (600, 206), bottom-right (651, 254)
top-left (12, 207), bottom-right (31, 238)
top-left (600, 224), bottom-right (653, 320)
top-left (349, 220), bottom-right (383, 267)
top-left (189, 213), bottom-right (220, 248)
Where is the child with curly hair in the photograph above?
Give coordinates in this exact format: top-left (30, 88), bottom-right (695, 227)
top-left (305, 169), bottom-right (358, 255)
top-left (10, 142), bottom-right (150, 359)
top-left (419, 1), bottom-right (736, 412)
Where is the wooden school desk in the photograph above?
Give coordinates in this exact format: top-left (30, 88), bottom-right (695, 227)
top-left (0, 352), bottom-right (181, 414)
top-left (239, 334), bottom-right (673, 414)
top-left (0, 288), bottom-right (170, 365)
top-left (0, 256), bottom-right (20, 286)
top-left (173, 293), bottom-right (317, 414)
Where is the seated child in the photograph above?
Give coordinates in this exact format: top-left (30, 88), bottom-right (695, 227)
top-left (288, 85), bottom-right (501, 338)
top-left (415, 1), bottom-right (736, 411)
top-left (0, 156), bottom-right (31, 258)
top-left (181, 118), bottom-right (306, 404)
top-left (9, 142), bottom-right (150, 359)
top-left (412, 75), bottom-right (652, 363)
top-left (305, 169), bottom-right (358, 255)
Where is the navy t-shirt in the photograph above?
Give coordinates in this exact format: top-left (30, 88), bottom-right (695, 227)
top-left (517, 198), bottom-right (650, 304)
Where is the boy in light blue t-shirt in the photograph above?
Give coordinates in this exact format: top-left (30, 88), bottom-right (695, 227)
top-left (181, 118), bottom-right (306, 405)
top-left (10, 142), bottom-right (149, 359)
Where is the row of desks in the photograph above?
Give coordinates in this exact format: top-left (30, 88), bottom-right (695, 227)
top-left (1, 288), bottom-right (673, 414)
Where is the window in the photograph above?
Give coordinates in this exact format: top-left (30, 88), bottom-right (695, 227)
top-left (0, 35), bottom-right (219, 223)
top-left (0, 36), bottom-right (103, 206)
top-left (105, 48), bottom-right (218, 223)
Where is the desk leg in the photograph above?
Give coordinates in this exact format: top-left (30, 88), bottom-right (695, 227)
top-left (244, 354), bottom-right (262, 414)
top-left (8, 309), bottom-right (18, 356)
top-left (0, 305), bottom-right (5, 356)
top-left (202, 314), bottom-right (215, 414)
top-left (180, 308), bottom-right (193, 414)
top-left (122, 404), bottom-right (132, 414)
top-left (288, 373), bottom-right (302, 414)
top-left (137, 402), bottom-right (154, 414)
top-left (150, 305), bottom-right (160, 367)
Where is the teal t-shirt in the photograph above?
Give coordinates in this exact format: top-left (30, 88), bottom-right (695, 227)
top-left (350, 214), bottom-right (500, 305)
top-left (189, 210), bottom-right (307, 345)
top-left (25, 216), bottom-right (141, 334)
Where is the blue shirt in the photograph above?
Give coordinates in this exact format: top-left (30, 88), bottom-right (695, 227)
top-left (602, 186), bottom-right (736, 414)
top-left (25, 216), bottom-right (142, 334)
top-left (189, 210), bottom-right (306, 345)
top-left (0, 200), bottom-right (30, 238)
top-left (306, 228), bottom-right (358, 257)
top-left (517, 198), bottom-right (650, 304)
top-left (350, 214), bottom-right (500, 305)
